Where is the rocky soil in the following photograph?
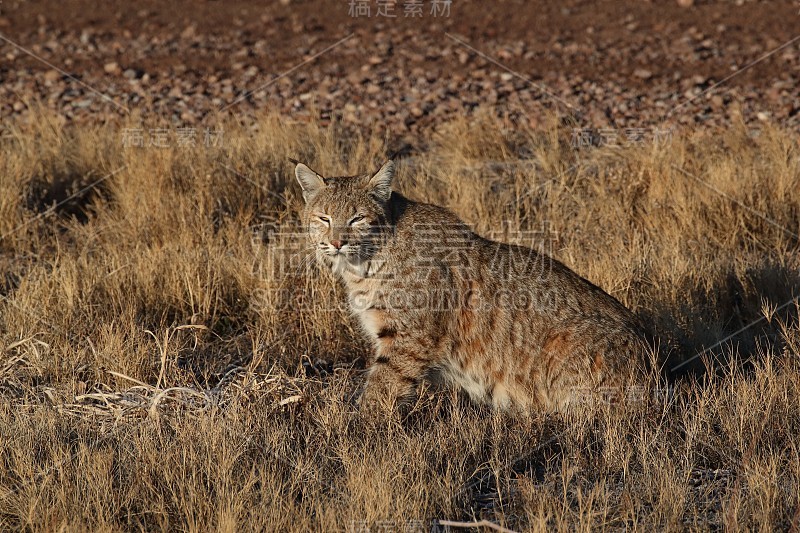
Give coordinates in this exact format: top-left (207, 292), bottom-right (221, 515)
top-left (1, 0), bottom-right (799, 143)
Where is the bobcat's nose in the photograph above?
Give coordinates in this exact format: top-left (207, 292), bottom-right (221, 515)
top-left (330, 239), bottom-right (346, 250)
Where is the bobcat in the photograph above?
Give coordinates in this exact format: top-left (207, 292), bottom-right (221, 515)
top-left (294, 159), bottom-right (650, 412)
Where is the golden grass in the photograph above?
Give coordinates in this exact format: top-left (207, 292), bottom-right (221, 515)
top-left (0, 109), bottom-right (799, 531)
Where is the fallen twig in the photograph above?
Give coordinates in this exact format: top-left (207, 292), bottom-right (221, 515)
top-left (437, 519), bottom-right (519, 533)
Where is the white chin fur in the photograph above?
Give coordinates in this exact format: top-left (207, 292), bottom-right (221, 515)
top-left (324, 251), bottom-right (369, 278)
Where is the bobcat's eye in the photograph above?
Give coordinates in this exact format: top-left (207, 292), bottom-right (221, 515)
top-left (349, 215), bottom-right (366, 225)
top-left (317, 215), bottom-right (331, 225)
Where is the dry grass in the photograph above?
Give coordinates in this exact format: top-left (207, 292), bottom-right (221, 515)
top-left (1, 109), bottom-right (799, 531)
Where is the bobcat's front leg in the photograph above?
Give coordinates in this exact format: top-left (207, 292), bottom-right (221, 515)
top-left (359, 349), bottom-right (429, 414)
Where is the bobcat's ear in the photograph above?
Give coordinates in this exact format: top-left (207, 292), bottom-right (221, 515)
top-left (367, 160), bottom-right (394, 203)
top-left (294, 161), bottom-right (326, 203)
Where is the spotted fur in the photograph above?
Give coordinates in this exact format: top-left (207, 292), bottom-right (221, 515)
top-left (295, 160), bottom-right (650, 412)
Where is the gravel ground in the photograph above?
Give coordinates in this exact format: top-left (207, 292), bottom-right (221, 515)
top-left (1, 0), bottom-right (799, 144)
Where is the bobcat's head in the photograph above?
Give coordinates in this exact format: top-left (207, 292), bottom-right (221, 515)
top-left (294, 160), bottom-right (394, 270)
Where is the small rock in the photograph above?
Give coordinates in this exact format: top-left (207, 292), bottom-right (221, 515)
top-left (634, 68), bottom-right (653, 80)
top-left (43, 69), bottom-right (61, 82)
top-left (103, 61), bottom-right (120, 74)
top-left (180, 25), bottom-right (196, 39)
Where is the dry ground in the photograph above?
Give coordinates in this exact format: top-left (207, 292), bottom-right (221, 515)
top-left (1, 110), bottom-right (799, 531)
top-left (3, 0), bottom-right (800, 133)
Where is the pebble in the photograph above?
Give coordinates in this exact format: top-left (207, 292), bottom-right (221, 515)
top-left (43, 69), bottom-right (61, 82)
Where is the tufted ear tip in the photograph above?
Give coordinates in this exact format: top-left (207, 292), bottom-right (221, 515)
top-left (293, 161), bottom-right (326, 203)
top-left (367, 160), bottom-right (394, 202)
